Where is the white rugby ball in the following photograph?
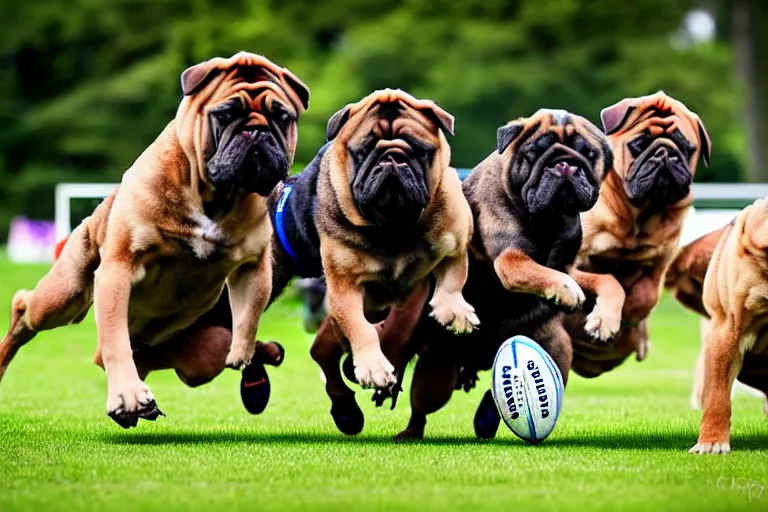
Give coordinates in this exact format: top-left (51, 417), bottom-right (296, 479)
top-left (491, 335), bottom-right (564, 443)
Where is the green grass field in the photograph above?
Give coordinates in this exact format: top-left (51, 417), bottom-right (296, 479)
top-left (1, 252), bottom-right (767, 512)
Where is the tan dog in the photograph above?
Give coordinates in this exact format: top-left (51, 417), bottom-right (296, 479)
top-left (567, 91), bottom-right (711, 378)
top-left (689, 199), bottom-right (768, 453)
top-left (664, 223), bottom-right (767, 414)
top-left (305, 90), bottom-right (477, 432)
top-left (0, 52), bottom-right (309, 428)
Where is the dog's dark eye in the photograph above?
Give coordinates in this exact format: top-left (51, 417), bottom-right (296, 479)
top-left (671, 129), bottom-right (696, 159)
top-left (627, 132), bottom-right (652, 157)
top-left (210, 102), bottom-right (241, 125)
top-left (572, 136), bottom-right (597, 162)
top-left (535, 133), bottom-right (558, 151)
top-left (271, 102), bottom-right (295, 129)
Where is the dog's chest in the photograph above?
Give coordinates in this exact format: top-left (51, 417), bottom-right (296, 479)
top-left (355, 234), bottom-right (449, 308)
top-left (126, 215), bottom-right (266, 345)
top-left (127, 250), bottom-right (232, 343)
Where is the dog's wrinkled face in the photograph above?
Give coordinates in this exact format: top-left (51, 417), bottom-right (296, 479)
top-left (326, 89), bottom-right (454, 228)
top-left (178, 52), bottom-right (309, 196)
top-left (601, 91), bottom-right (710, 207)
top-left (497, 109), bottom-right (612, 216)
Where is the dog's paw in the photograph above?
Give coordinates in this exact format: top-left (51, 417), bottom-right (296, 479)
top-left (353, 348), bottom-right (396, 390)
top-left (545, 275), bottom-right (585, 312)
top-left (225, 340), bottom-right (256, 370)
top-left (584, 303), bottom-right (621, 342)
top-left (689, 441), bottom-right (731, 455)
top-left (372, 383), bottom-right (403, 409)
top-left (456, 367), bottom-right (479, 392)
top-left (106, 379), bottom-right (164, 429)
top-left (429, 293), bottom-right (480, 335)
top-left (636, 338), bottom-right (651, 361)
top-left (393, 427), bottom-right (425, 442)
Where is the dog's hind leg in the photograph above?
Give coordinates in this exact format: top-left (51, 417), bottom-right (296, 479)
top-left (394, 348), bottom-right (458, 441)
top-left (310, 317), bottom-right (364, 435)
top-left (0, 223), bottom-right (97, 383)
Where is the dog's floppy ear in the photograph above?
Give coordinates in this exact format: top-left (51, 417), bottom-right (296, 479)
top-left (600, 98), bottom-right (636, 135)
top-left (326, 105), bottom-right (352, 141)
top-left (421, 103), bottom-right (455, 136)
top-left (282, 71), bottom-right (310, 111)
top-left (181, 59), bottom-right (219, 97)
top-left (696, 118), bottom-right (711, 167)
top-left (497, 121), bottom-right (525, 154)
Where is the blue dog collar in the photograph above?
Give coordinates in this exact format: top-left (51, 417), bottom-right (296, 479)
top-left (275, 185), bottom-right (302, 270)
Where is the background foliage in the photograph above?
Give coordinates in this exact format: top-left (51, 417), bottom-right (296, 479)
top-left (0, 0), bottom-right (745, 238)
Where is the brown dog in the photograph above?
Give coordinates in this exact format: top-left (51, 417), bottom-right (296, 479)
top-left (567, 91), bottom-right (711, 378)
top-left (304, 90), bottom-right (477, 433)
top-left (0, 52), bottom-right (309, 428)
top-left (664, 222), bottom-right (767, 413)
top-left (689, 198), bottom-right (768, 453)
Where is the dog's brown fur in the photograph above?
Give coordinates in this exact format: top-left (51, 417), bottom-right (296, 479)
top-left (665, 224), bottom-right (729, 318)
top-left (309, 89), bottom-right (477, 406)
top-left (689, 199), bottom-right (768, 453)
top-left (567, 91), bottom-right (711, 378)
top-left (0, 52), bottom-right (309, 427)
top-left (664, 223), bottom-right (767, 416)
top-left (665, 225), bottom-right (728, 410)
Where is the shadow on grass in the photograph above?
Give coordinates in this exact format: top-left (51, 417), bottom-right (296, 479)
top-left (102, 429), bottom-right (768, 452)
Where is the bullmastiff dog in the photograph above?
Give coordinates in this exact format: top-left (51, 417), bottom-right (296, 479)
top-left (664, 223), bottom-right (767, 416)
top-left (687, 199), bottom-right (768, 453)
top-left (292, 89), bottom-right (478, 434)
top-left (350, 109), bottom-right (613, 439)
top-left (0, 52), bottom-right (309, 428)
top-left (567, 91), bottom-right (711, 378)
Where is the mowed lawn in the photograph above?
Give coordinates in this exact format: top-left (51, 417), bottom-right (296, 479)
top-left (1, 252), bottom-right (767, 512)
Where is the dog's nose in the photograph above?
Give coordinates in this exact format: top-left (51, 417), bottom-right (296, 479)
top-left (552, 162), bottom-right (577, 178)
top-left (241, 129), bottom-right (263, 140)
top-left (654, 146), bottom-right (682, 166)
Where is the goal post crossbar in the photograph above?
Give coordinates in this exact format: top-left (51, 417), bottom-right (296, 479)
top-left (52, 181), bottom-right (768, 242)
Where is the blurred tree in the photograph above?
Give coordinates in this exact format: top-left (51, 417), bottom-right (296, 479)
top-left (0, 0), bottom-right (746, 239)
top-left (727, 0), bottom-right (768, 182)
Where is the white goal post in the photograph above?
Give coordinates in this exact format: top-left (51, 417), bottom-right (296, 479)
top-left (54, 183), bottom-right (118, 241)
top-left (52, 181), bottom-right (768, 243)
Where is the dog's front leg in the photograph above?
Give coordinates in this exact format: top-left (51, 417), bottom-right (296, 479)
top-left (570, 268), bottom-right (625, 342)
top-left (624, 260), bottom-right (669, 324)
top-left (325, 272), bottom-right (395, 390)
top-left (95, 258), bottom-right (162, 428)
top-left (690, 314), bottom-right (743, 454)
top-left (494, 248), bottom-right (585, 311)
top-left (225, 253), bottom-right (272, 370)
top-left (429, 252), bottom-right (479, 334)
